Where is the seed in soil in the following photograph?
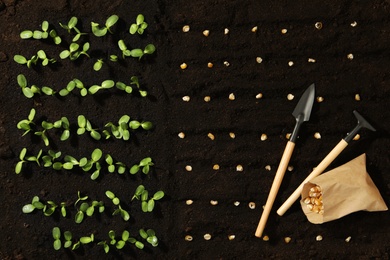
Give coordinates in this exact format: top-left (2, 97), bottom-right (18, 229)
top-left (185, 235), bottom-right (193, 241)
top-left (186, 200), bottom-right (193, 205)
top-left (229, 93), bottom-right (235, 100)
top-left (210, 200), bottom-right (218, 206)
top-left (224, 28), bottom-right (229, 34)
top-left (213, 164), bottom-right (220, 170)
top-left (182, 25), bottom-right (190, 32)
top-left (287, 165), bottom-right (294, 172)
top-left (224, 61), bottom-right (230, 67)
top-left (353, 134), bottom-right (360, 140)
top-left (350, 21), bottom-right (357, 27)
top-left (314, 132), bottom-right (321, 139)
top-left (284, 237), bottom-right (292, 243)
top-left (256, 93), bottom-right (263, 99)
top-left (286, 133), bottom-right (291, 139)
top-left (248, 202), bottom-right (256, 209)
top-left (207, 62), bottom-right (213, 68)
top-left (182, 95), bottom-right (190, 102)
top-left (288, 61), bottom-right (294, 66)
top-left (229, 132), bottom-right (236, 139)
top-left (316, 96), bottom-right (324, 102)
top-left (308, 58), bottom-right (316, 63)
top-left (345, 236), bottom-right (352, 242)
top-left (261, 134), bottom-right (267, 141)
top-left (178, 132), bottom-right (185, 138)
top-left (203, 30), bottom-right (209, 36)
top-left (228, 235), bottom-right (236, 240)
top-left (287, 94), bottom-right (294, 100)
top-left (316, 235), bottom-right (323, 241)
top-left (315, 22), bottom-right (323, 29)
top-left (236, 165), bottom-right (243, 171)
top-left (355, 94), bottom-right (361, 101)
top-left (347, 53), bottom-right (354, 60)
top-left (281, 28), bottom-right (288, 34)
top-left (265, 165), bottom-right (271, 171)
top-left (180, 63), bottom-right (187, 69)
top-left (263, 235), bottom-right (270, 241)
top-left (204, 234), bottom-right (212, 240)
top-left (251, 26), bottom-right (258, 32)
top-left (185, 165), bottom-right (192, 172)
top-left (256, 57), bottom-right (263, 63)
top-left (207, 133), bottom-right (215, 140)
top-left (234, 201), bottom-right (240, 206)
top-left (204, 96), bottom-right (211, 102)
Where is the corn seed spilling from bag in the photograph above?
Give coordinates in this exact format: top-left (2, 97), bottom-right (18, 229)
top-left (303, 185), bottom-right (324, 214)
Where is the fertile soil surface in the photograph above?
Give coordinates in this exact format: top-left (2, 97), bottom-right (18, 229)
top-left (1, 0), bottom-right (390, 259)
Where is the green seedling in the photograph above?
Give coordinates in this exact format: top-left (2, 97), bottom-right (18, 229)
top-left (91, 14), bottom-right (119, 37)
top-left (17, 108), bottom-right (36, 136)
top-left (13, 54), bottom-right (38, 68)
top-left (88, 80), bottom-right (115, 94)
top-left (75, 202), bottom-right (88, 224)
top-left (127, 236), bottom-right (144, 250)
top-left (59, 42), bottom-right (90, 60)
top-left (86, 200), bottom-right (105, 216)
top-left (129, 14), bottom-right (148, 35)
top-left (104, 115), bottom-right (130, 140)
top-left (132, 185), bottom-right (164, 212)
top-left (139, 229), bottom-right (159, 247)
top-left (49, 29), bottom-right (62, 44)
top-left (129, 44), bottom-right (156, 60)
top-left (97, 240), bottom-right (110, 254)
top-left (60, 202), bottom-right (67, 217)
top-left (59, 78), bottom-right (87, 96)
top-left (93, 59), bottom-right (104, 71)
top-left (105, 154), bottom-right (115, 172)
top-left (22, 196), bottom-right (44, 213)
top-left (118, 40), bottom-right (131, 58)
top-left (80, 234), bottom-right (94, 244)
top-left (15, 148), bottom-right (27, 174)
top-left (116, 161), bottom-right (127, 174)
top-left (64, 231), bottom-right (73, 248)
top-left (109, 55), bottom-right (118, 62)
top-left (25, 149), bottom-right (42, 166)
top-left (74, 191), bottom-right (88, 207)
top-left (17, 74), bottom-right (40, 98)
top-left (53, 117), bottom-right (70, 141)
top-left (109, 230), bottom-right (116, 245)
top-left (59, 16), bottom-right (86, 42)
top-left (37, 50), bottom-right (57, 66)
top-left (52, 227), bottom-right (61, 250)
top-left (42, 150), bottom-right (61, 167)
top-left (129, 157), bottom-right (154, 175)
top-left (106, 190), bottom-right (130, 221)
top-left (115, 230), bottom-right (130, 249)
top-left (81, 148), bottom-right (102, 172)
top-left (35, 120), bottom-right (54, 146)
top-left (77, 115), bottom-right (101, 140)
top-left (43, 200), bottom-right (58, 216)
top-left (116, 76), bottom-right (148, 96)
top-left (20, 21), bottom-right (61, 44)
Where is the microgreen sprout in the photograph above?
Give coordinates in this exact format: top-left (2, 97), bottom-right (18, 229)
top-left (20, 21), bottom-right (61, 44)
top-left (97, 240), bottom-right (110, 253)
top-left (77, 115), bottom-right (101, 140)
top-left (91, 15), bottom-right (119, 37)
top-left (17, 108), bottom-right (36, 136)
top-left (35, 120), bottom-right (54, 146)
top-left (59, 78), bottom-right (87, 96)
top-left (93, 59), bottom-right (104, 71)
top-left (42, 150), bottom-right (61, 167)
top-left (53, 117), bottom-right (70, 141)
top-left (53, 227), bottom-right (62, 250)
top-left (116, 76), bottom-right (148, 96)
top-left (43, 200), bottom-right (58, 216)
top-left (129, 14), bottom-right (148, 35)
top-left (37, 50), bottom-right (57, 66)
top-left (17, 74), bottom-right (39, 98)
top-left (22, 196), bottom-right (44, 213)
top-left (129, 157), bottom-right (154, 175)
top-left (118, 41), bottom-right (155, 60)
top-left (64, 231), bottom-right (73, 248)
top-left (132, 185), bottom-right (164, 212)
top-left (60, 202), bottom-right (67, 217)
top-left (15, 148), bottom-right (27, 174)
top-left (59, 42), bottom-right (90, 60)
top-left (25, 149), bottom-right (42, 166)
top-left (88, 80), bottom-right (115, 94)
top-left (59, 16), bottom-right (87, 42)
top-left (139, 229), bottom-right (159, 247)
top-left (109, 55), bottom-right (118, 62)
top-left (80, 233), bottom-right (95, 244)
top-left (105, 190), bottom-right (130, 221)
top-left (13, 54), bottom-right (38, 68)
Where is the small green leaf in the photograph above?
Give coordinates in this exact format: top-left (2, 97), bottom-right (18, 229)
top-left (129, 120), bottom-right (141, 129)
top-left (141, 121), bottom-right (153, 130)
top-left (68, 16), bottom-right (78, 29)
top-left (147, 199), bottom-right (155, 212)
top-left (116, 240), bottom-right (126, 249)
top-left (75, 211), bottom-right (84, 224)
top-left (20, 30), bottom-right (33, 39)
top-left (59, 89), bottom-right (70, 96)
top-left (141, 201), bottom-right (148, 212)
top-left (60, 130), bottom-right (70, 141)
top-left (33, 30), bottom-right (43, 39)
top-left (135, 241), bottom-right (144, 250)
top-left (88, 85), bottom-right (101, 94)
top-left (101, 80), bottom-right (115, 89)
top-left (22, 204), bottom-right (35, 213)
top-left (17, 74), bottom-right (27, 88)
top-left (91, 130), bottom-right (101, 140)
top-left (80, 236), bottom-right (93, 244)
top-left (91, 170), bottom-right (100, 180)
top-left (53, 162), bottom-right (63, 170)
top-left (41, 86), bottom-right (55, 95)
top-left (105, 190), bottom-right (115, 200)
top-left (139, 229), bottom-right (148, 239)
top-left (80, 88), bottom-right (88, 96)
top-left (53, 240), bottom-right (61, 250)
top-left (120, 209), bottom-right (130, 221)
top-left (106, 15), bottom-right (119, 28)
top-left (52, 227), bottom-right (61, 239)
top-left (72, 241), bottom-right (80, 250)
top-left (112, 197), bottom-right (120, 205)
top-left (32, 201), bottom-right (44, 209)
top-left (61, 206), bottom-right (67, 217)
top-left (122, 230), bottom-right (130, 241)
top-left (108, 230), bottom-right (115, 239)
top-left (86, 206), bottom-right (95, 216)
top-left (64, 240), bottom-right (72, 248)
top-left (93, 60), bottom-right (103, 71)
top-left (136, 14), bottom-right (144, 25)
top-left (153, 191), bottom-right (165, 200)
top-left (129, 165), bottom-right (139, 174)
top-left (62, 162), bottom-right (74, 170)
top-left (130, 49), bottom-right (143, 58)
top-left (14, 55), bottom-right (28, 64)
top-left (59, 50), bottom-right (70, 59)
top-left (144, 44), bottom-right (156, 54)
top-left (129, 24), bottom-right (138, 34)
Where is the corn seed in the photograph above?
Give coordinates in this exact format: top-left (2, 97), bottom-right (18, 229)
top-left (347, 53), bottom-right (354, 60)
top-left (263, 235), bottom-right (269, 241)
top-left (288, 61), bottom-right (294, 66)
top-left (207, 62), bottom-right (213, 68)
top-left (180, 63), bottom-right (187, 69)
top-left (185, 165), bottom-right (192, 172)
top-left (350, 21), bottom-right (357, 27)
top-left (203, 30), bottom-right (210, 36)
top-left (353, 134), bottom-right (360, 140)
top-left (284, 237), bottom-right (292, 243)
top-left (178, 132), bottom-right (185, 138)
top-left (210, 200), bottom-right (218, 206)
top-left (213, 164), bottom-right (220, 170)
top-left (182, 25), bottom-right (190, 32)
top-left (256, 57), bottom-right (263, 63)
top-left (281, 28), bottom-right (288, 34)
top-left (256, 93), bottom-right (263, 99)
top-left (355, 94), bottom-right (361, 101)
top-left (204, 234), bottom-right (212, 240)
top-left (186, 200), bottom-right (193, 205)
top-left (261, 134), bottom-right (268, 141)
top-left (208, 133), bottom-right (215, 140)
top-left (251, 26), bottom-right (258, 32)
top-left (314, 132), bottom-right (321, 139)
top-left (229, 132), bottom-right (236, 139)
top-left (345, 236), bottom-right (352, 242)
top-left (228, 235), bottom-right (236, 240)
top-left (316, 235), bottom-right (323, 241)
top-left (185, 235), bottom-right (193, 241)
top-left (204, 96), bottom-right (211, 102)
top-left (224, 28), bottom-right (229, 34)
top-left (265, 165), bottom-right (271, 171)
top-left (316, 96), bottom-right (324, 102)
top-left (287, 94), bottom-right (294, 100)
top-left (234, 201), bottom-right (240, 206)
top-left (249, 202), bottom-right (256, 209)
top-left (182, 95), bottom-right (190, 102)
top-left (308, 58), bottom-right (316, 63)
top-left (229, 93), bottom-right (235, 100)
top-left (315, 22), bottom-right (323, 30)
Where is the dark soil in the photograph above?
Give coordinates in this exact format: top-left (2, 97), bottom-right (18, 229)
top-left (1, 0), bottom-right (390, 259)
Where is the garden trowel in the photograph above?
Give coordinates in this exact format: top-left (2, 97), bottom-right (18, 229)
top-left (255, 83), bottom-right (315, 238)
top-left (276, 110), bottom-right (376, 216)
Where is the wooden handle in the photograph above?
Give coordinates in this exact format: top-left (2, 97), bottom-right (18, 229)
top-left (255, 141), bottom-right (295, 238)
top-left (276, 139), bottom-right (348, 216)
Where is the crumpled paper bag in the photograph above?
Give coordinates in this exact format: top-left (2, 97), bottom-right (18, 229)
top-left (300, 153), bottom-right (388, 224)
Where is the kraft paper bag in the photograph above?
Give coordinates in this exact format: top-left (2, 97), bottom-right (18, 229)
top-left (300, 154), bottom-right (388, 224)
